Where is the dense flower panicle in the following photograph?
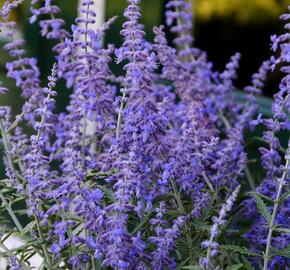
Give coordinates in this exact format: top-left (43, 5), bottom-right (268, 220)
top-left (116, 0), bottom-right (151, 98)
top-left (18, 65), bottom-right (57, 219)
top-left (153, 21), bottom-right (246, 222)
top-left (116, 0), bottom-right (171, 206)
top-left (153, 25), bottom-right (211, 134)
top-left (34, 64), bottom-right (58, 141)
top-left (153, 25), bottom-right (192, 101)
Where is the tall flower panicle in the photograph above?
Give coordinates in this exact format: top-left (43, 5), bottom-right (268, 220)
top-left (1, 22), bottom-right (40, 98)
top-left (215, 52), bottom-right (241, 117)
top-left (56, 0), bottom-right (117, 173)
top-left (0, 0), bottom-right (24, 19)
top-left (245, 60), bottom-right (271, 96)
top-left (237, 60), bottom-right (271, 130)
top-left (153, 24), bottom-right (213, 131)
top-left (116, 0), bottom-right (171, 205)
top-left (21, 65), bottom-right (58, 217)
top-left (115, 0), bottom-right (150, 99)
top-left (165, 0), bottom-right (197, 62)
top-left (72, 0), bottom-right (116, 125)
top-left (102, 0), bottom-right (172, 267)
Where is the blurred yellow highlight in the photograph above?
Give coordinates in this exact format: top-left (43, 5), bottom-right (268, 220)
top-left (195, 0), bottom-right (289, 23)
top-left (0, 0), bottom-right (18, 21)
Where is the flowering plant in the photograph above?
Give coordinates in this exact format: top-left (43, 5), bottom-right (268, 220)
top-left (0, 0), bottom-right (289, 269)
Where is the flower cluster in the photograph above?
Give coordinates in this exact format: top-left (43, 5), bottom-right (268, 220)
top-left (0, 1), bottom-right (289, 270)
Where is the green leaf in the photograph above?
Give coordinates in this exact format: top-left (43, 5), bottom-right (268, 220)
top-left (271, 245), bottom-right (290, 258)
top-left (131, 212), bottom-right (152, 234)
top-left (241, 256), bottom-right (255, 270)
top-left (85, 170), bottom-right (107, 180)
top-left (235, 91), bottom-right (273, 117)
top-left (250, 192), bottom-right (274, 204)
top-left (182, 266), bottom-right (202, 270)
top-left (273, 227), bottom-right (290, 234)
top-left (10, 196), bottom-right (26, 205)
top-left (254, 194), bottom-right (272, 225)
top-left (23, 221), bottom-right (36, 234)
top-left (191, 221), bottom-right (211, 231)
top-left (279, 190), bottom-right (290, 203)
top-left (221, 245), bottom-right (261, 257)
top-left (96, 185), bottom-right (114, 201)
top-left (225, 264), bottom-right (243, 270)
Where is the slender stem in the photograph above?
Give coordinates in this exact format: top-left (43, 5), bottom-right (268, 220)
top-left (0, 190), bottom-right (23, 233)
top-left (91, 256), bottom-right (97, 270)
top-left (262, 96), bottom-right (290, 269)
top-left (0, 121), bottom-right (24, 233)
top-left (6, 112), bottom-right (24, 133)
top-left (201, 171), bottom-right (215, 192)
top-left (206, 234), bottom-right (215, 265)
top-left (219, 113), bottom-right (231, 130)
top-left (0, 120), bottom-right (21, 186)
top-left (245, 165), bottom-right (256, 191)
top-left (36, 92), bottom-right (51, 141)
top-left (170, 178), bottom-right (194, 263)
top-left (35, 215), bottom-right (53, 269)
top-left (263, 157), bottom-right (289, 270)
top-left (245, 137), bottom-right (286, 155)
top-left (116, 90), bottom-right (127, 139)
top-left (81, 115), bottom-right (87, 167)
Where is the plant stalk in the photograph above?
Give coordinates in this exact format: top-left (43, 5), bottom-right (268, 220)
top-left (262, 157), bottom-right (289, 270)
top-left (170, 178), bottom-right (194, 263)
